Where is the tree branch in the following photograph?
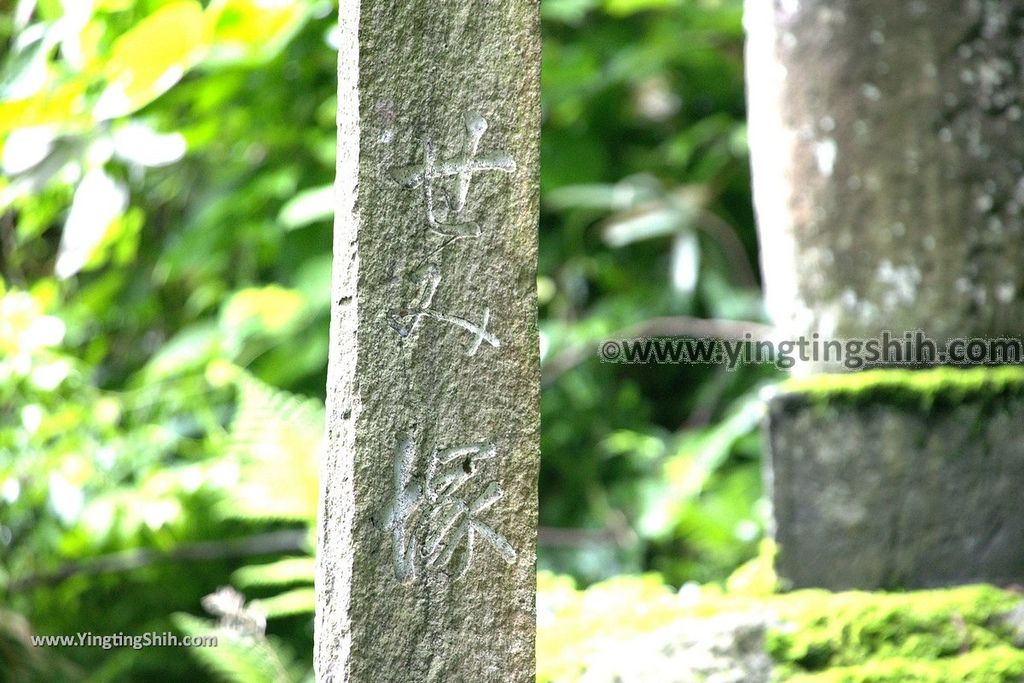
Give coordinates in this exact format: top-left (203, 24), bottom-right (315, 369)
top-left (10, 529), bottom-right (308, 591)
top-left (542, 316), bottom-right (774, 387)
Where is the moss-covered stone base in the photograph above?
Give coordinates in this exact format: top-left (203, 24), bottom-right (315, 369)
top-left (538, 553), bottom-right (1024, 683)
top-left (767, 366), bottom-right (1024, 590)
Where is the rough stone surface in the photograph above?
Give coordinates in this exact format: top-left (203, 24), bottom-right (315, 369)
top-left (766, 381), bottom-right (1024, 590)
top-left (576, 615), bottom-right (772, 683)
top-left (316, 3), bottom-right (540, 681)
top-left (745, 0), bottom-right (1024, 350)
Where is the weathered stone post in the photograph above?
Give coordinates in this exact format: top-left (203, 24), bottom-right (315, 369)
top-left (746, 0), bottom-right (1024, 345)
top-left (745, 0), bottom-right (1024, 589)
top-left (316, 3), bottom-right (540, 681)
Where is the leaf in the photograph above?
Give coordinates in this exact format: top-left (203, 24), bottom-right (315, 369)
top-left (603, 0), bottom-right (682, 17)
top-left (206, 0), bottom-right (309, 65)
top-left (0, 78), bottom-right (87, 134)
top-left (141, 321), bottom-right (222, 381)
top-left (277, 184), bottom-right (333, 230)
top-left (219, 374), bottom-right (323, 523)
top-left (112, 121), bottom-right (187, 167)
top-left (251, 587), bottom-right (314, 618)
top-left (545, 175), bottom-right (661, 212)
top-left (670, 230), bottom-right (700, 295)
top-left (0, 23), bottom-right (58, 100)
top-left (544, 183), bottom-right (621, 211)
top-left (94, 1), bottom-right (210, 121)
top-left (55, 168), bottom-right (128, 279)
top-left (601, 205), bottom-right (685, 247)
top-left (541, 0), bottom-right (601, 24)
top-left (1, 126), bottom-right (56, 175)
top-left (669, 395), bottom-right (764, 497)
top-left (232, 557), bottom-right (314, 589)
top-left (173, 614), bottom-right (291, 683)
top-left (291, 253), bottom-right (333, 315)
top-left (637, 395), bottom-right (765, 539)
top-left (220, 285), bottom-right (306, 343)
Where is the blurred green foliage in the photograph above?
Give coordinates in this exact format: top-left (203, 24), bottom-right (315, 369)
top-left (538, 0), bottom-right (775, 584)
top-left (0, 0), bottom-right (778, 679)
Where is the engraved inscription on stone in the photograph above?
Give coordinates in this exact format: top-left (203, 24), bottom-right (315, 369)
top-left (390, 264), bottom-right (501, 355)
top-left (373, 433), bottom-right (516, 583)
top-left (389, 111), bottom-right (516, 239)
top-left (377, 111), bottom-right (518, 583)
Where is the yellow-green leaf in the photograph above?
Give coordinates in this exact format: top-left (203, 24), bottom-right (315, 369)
top-left (251, 587), bottom-right (314, 618)
top-left (55, 168), bottom-right (128, 279)
top-left (206, 0), bottom-right (308, 64)
top-left (0, 78), bottom-right (87, 134)
top-left (94, 1), bottom-right (210, 120)
top-left (233, 557), bottom-right (315, 588)
top-left (221, 285), bottom-right (306, 337)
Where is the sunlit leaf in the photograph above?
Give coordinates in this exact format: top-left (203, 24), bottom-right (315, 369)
top-left (94, 0), bottom-right (133, 10)
top-left (0, 78), bottom-right (87, 134)
top-left (142, 321), bottom-right (222, 380)
top-left (0, 23), bottom-right (57, 100)
top-left (56, 0), bottom-right (97, 71)
top-left (233, 557), bottom-right (314, 588)
top-left (174, 613), bottom-right (290, 683)
top-left (206, 0), bottom-right (309, 64)
top-left (601, 205), bottom-right (685, 247)
top-left (277, 184), bottom-right (333, 230)
top-left (47, 471), bottom-right (84, 524)
top-left (546, 175), bottom-right (662, 211)
top-left (541, 0), bottom-right (601, 24)
top-left (1, 126), bottom-right (56, 175)
top-left (55, 167), bottom-right (128, 279)
top-left (604, 0), bottom-right (682, 17)
top-left (221, 285), bottom-right (306, 340)
top-left (94, 1), bottom-right (210, 121)
top-left (0, 139), bottom-right (83, 214)
top-left (670, 230), bottom-right (700, 295)
top-left (545, 183), bottom-right (621, 211)
top-left (220, 374), bottom-right (323, 523)
top-left (112, 121), bottom-right (187, 167)
top-left (251, 587), bottom-right (314, 618)
top-left (666, 396), bottom-right (764, 499)
top-left (637, 396), bottom-right (764, 539)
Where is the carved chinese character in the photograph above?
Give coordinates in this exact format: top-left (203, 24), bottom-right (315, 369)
top-left (390, 264), bottom-right (500, 355)
top-left (373, 434), bottom-right (515, 583)
top-left (389, 112), bottom-right (516, 239)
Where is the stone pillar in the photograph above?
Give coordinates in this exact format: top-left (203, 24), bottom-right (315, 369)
top-left (745, 0), bottom-right (1024, 590)
top-left (746, 0), bottom-right (1024, 345)
top-left (316, 2), bottom-right (540, 681)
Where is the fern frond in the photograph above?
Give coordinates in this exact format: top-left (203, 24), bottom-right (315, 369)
top-left (232, 557), bottom-right (315, 589)
top-left (251, 588), bottom-right (315, 619)
top-left (218, 372), bottom-right (323, 524)
top-left (173, 613), bottom-right (294, 683)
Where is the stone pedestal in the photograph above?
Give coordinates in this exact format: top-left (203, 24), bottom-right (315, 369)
top-left (766, 368), bottom-right (1024, 590)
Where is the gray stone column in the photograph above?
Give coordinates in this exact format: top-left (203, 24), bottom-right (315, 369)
top-left (745, 0), bottom-right (1024, 590)
top-left (746, 0), bottom-right (1024, 345)
top-left (766, 368), bottom-right (1024, 590)
top-left (316, 2), bottom-right (540, 681)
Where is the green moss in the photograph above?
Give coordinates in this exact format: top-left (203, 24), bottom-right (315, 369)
top-left (782, 647), bottom-right (1024, 683)
top-left (778, 366), bottom-right (1024, 411)
top-left (767, 586), bottom-right (1020, 674)
top-left (537, 561), bottom-right (1024, 683)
